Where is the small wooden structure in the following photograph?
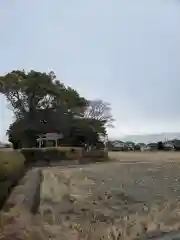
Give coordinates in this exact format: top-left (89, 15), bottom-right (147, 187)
top-left (36, 133), bottom-right (63, 148)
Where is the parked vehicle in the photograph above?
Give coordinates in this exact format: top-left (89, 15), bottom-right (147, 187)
top-left (164, 143), bottom-right (174, 151)
top-left (146, 143), bottom-right (158, 151)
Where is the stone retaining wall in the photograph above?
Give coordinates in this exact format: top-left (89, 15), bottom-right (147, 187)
top-left (0, 168), bottom-right (46, 240)
top-left (2, 169), bottom-right (42, 214)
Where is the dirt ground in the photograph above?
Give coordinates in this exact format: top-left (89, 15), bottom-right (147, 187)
top-left (109, 151), bottom-right (180, 162)
top-left (39, 152), bottom-right (180, 240)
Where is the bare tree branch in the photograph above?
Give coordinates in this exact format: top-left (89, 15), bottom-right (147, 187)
top-left (84, 99), bottom-right (114, 127)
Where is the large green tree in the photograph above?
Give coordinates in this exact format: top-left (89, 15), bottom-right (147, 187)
top-left (0, 70), bottom-right (87, 117)
top-left (0, 70), bottom-right (112, 148)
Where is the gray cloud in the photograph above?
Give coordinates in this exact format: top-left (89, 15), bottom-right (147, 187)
top-left (0, 0), bottom-right (180, 140)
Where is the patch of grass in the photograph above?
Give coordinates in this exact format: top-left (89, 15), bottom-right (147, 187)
top-left (0, 151), bottom-right (25, 208)
top-left (0, 151), bottom-right (25, 181)
top-left (0, 209), bottom-right (47, 240)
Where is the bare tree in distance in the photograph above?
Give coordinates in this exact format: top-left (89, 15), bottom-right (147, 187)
top-left (84, 99), bottom-right (114, 128)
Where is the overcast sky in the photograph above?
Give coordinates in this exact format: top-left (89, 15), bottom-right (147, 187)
top-left (0, 0), bottom-right (180, 141)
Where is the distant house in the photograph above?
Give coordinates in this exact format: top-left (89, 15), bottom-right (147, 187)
top-left (108, 140), bottom-right (125, 151)
top-left (125, 141), bottom-right (135, 150)
top-left (137, 143), bottom-right (146, 147)
top-left (137, 143), bottom-right (147, 151)
top-left (113, 141), bottom-right (124, 150)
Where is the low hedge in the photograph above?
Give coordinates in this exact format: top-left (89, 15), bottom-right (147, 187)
top-left (0, 150), bottom-right (25, 209)
top-left (21, 147), bottom-right (108, 165)
top-left (83, 149), bottom-right (108, 159)
top-left (82, 149), bottom-right (109, 163)
top-left (21, 147), bottom-right (83, 165)
top-left (3, 169), bottom-right (42, 214)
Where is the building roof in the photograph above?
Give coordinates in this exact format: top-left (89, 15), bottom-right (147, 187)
top-left (37, 133), bottom-right (63, 141)
top-left (147, 143), bottom-right (157, 147)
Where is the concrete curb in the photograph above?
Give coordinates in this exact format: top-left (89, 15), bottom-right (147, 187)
top-left (2, 169), bottom-right (42, 214)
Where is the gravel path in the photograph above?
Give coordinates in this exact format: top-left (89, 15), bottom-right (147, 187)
top-left (39, 159), bottom-right (180, 240)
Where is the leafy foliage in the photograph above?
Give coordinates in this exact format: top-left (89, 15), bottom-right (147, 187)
top-left (0, 70), bottom-right (113, 148)
top-left (157, 141), bottom-right (164, 150)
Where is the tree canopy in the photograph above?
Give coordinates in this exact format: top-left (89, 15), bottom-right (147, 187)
top-left (0, 70), bottom-right (114, 148)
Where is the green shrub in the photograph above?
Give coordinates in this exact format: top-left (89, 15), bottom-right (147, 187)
top-left (0, 150), bottom-right (25, 209)
top-left (0, 181), bottom-right (13, 209)
top-left (62, 147), bottom-right (83, 160)
top-left (83, 149), bottom-right (108, 161)
top-left (84, 149), bottom-right (107, 158)
top-left (0, 151), bottom-right (25, 182)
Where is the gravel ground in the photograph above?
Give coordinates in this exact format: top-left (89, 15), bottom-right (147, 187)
top-left (39, 153), bottom-right (180, 240)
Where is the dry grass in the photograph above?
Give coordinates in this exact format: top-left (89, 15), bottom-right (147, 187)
top-left (108, 151), bottom-right (180, 162)
top-left (39, 161), bottom-right (180, 239)
top-left (0, 208), bottom-right (48, 240)
top-left (3, 151), bottom-right (180, 239)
